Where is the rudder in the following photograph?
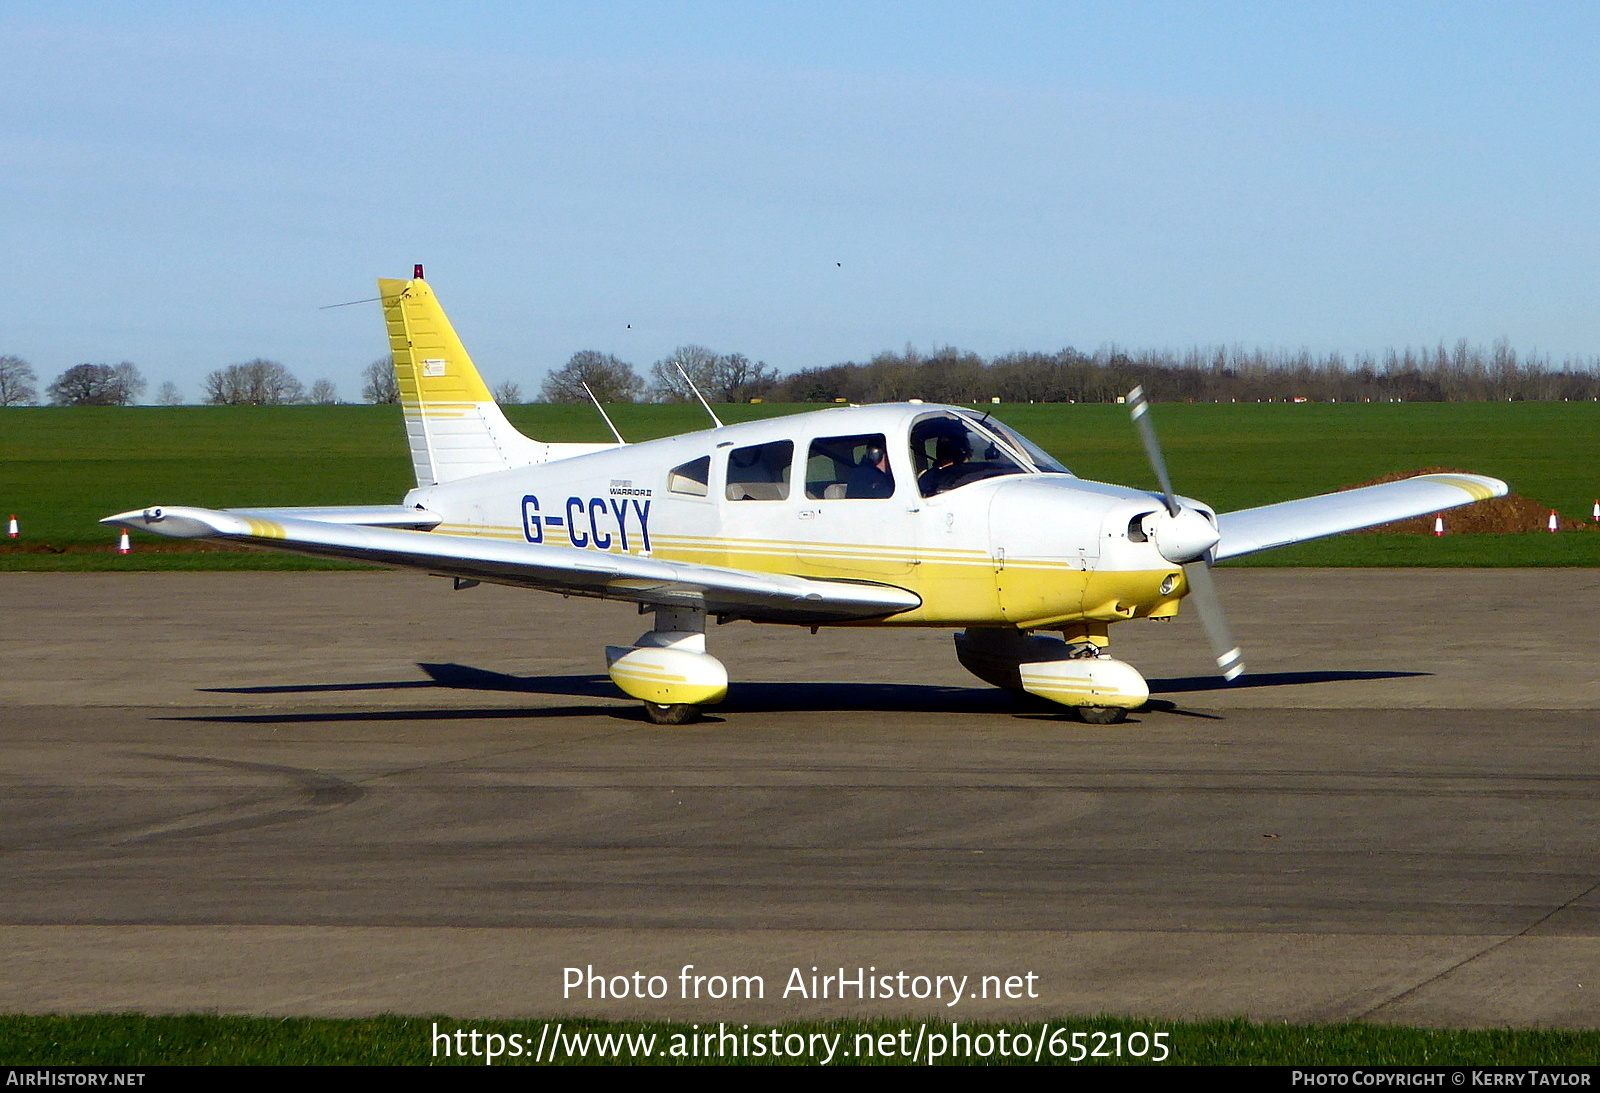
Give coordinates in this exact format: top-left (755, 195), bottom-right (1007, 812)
top-left (379, 274), bottom-right (545, 486)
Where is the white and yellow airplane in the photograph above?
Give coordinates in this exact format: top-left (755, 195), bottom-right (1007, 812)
top-left (105, 272), bottom-right (1508, 724)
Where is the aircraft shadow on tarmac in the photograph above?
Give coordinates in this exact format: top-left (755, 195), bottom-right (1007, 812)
top-left (205, 663), bottom-right (1022, 715)
top-left (186, 662), bottom-right (1431, 723)
top-left (1144, 669), bottom-right (1429, 693)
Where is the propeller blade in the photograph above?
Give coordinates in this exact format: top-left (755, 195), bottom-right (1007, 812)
top-left (1183, 559), bottom-right (1245, 681)
top-left (1128, 385), bottom-right (1244, 681)
top-left (1127, 385), bottom-right (1180, 516)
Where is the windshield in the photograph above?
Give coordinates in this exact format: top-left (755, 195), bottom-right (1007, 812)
top-left (955, 411), bottom-right (1073, 475)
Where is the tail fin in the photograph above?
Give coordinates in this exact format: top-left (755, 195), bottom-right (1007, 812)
top-left (379, 275), bottom-right (615, 487)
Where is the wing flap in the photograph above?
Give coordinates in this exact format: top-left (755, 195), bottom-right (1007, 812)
top-left (101, 506), bottom-right (920, 624)
top-left (1214, 473), bottom-right (1508, 560)
top-left (226, 505), bottom-right (442, 529)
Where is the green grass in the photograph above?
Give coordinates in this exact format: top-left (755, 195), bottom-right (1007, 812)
top-left (0, 552), bottom-right (375, 571)
top-left (1, 1014), bottom-right (1596, 1066)
top-left (2, 401), bottom-right (1597, 568)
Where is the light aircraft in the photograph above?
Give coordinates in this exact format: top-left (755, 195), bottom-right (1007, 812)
top-left (105, 271), bottom-right (1508, 724)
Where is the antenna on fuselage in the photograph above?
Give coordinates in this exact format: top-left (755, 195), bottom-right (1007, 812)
top-left (581, 381), bottom-right (627, 445)
top-left (674, 362), bottom-right (725, 429)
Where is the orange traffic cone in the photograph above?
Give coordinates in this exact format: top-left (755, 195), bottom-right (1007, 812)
top-left (1433, 516), bottom-right (1444, 536)
top-left (6, 515), bottom-right (16, 539)
top-left (117, 531), bottom-right (131, 554)
top-left (1548, 510), bottom-right (1559, 533)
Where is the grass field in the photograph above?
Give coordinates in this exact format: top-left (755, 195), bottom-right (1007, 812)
top-left (2, 401), bottom-right (1597, 567)
top-left (2, 1014), bottom-right (1597, 1066)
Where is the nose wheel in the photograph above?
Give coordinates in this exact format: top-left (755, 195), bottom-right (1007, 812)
top-left (642, 702), bottom-right (700, 725)
top-left (1069, 705), bottom-right (1128, 725)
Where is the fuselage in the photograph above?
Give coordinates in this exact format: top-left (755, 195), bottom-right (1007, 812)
top-left (403, 403), bottom-right (1205, 629)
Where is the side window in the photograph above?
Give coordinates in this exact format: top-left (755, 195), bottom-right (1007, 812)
top-left (667, 456), bottom-right (710, 497)
top-left (725, 441), bottom-right (793, 501)
top-left (805, 433), bottom-right (894, 499)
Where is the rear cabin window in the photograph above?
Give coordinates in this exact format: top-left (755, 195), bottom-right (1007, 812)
top-left (725, 441), bottom-right (793, 500)
top-left (805, 433), bottom-right (895, 499)
top-left (667, 456), bottom-right (710, 496)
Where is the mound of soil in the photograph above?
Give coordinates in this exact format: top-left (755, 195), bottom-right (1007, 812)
top-left (1344, 467), bottom-right (1593, 534)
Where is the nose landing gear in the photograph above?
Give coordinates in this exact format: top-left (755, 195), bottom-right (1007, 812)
top-left (954, 626), bottom-right (1149, 722)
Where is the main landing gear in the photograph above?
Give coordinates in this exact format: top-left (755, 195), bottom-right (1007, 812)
top-left (605, 606), bottom-right (729, 725)
top-left (953, 625), bottom-right (1149, 723)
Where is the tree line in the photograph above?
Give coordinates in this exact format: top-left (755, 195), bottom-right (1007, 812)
top-left (5, 339), bottom-right (1600, 410)
top-left (0, 358), bottom-right (342, 407)
top-left (529, 340), bottom-right (1600, 405)
top-left (762, 341), bottom-right (1600, 404)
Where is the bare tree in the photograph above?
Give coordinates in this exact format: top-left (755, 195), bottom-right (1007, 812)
top-left (308, 378), bottom-right (339, 405)
top-left (541, 351), bottom-right (644, 404)
top-left (648, 345), bottom-right (723, 402)
top-left (203, 360), bottom-right (304, 405)
top-left (648, 346), bottom-right (776, 403)
top-left (47, 363), bottom-right (141, 406)
top-left (710, 352), bottom-right (779, 401)
top-left (0, 355), bottom-right (37, 406)
top-left (362, 356), bottom-right (399, 404)
top-left (111, 361), bottom-right (146, 405)
top-left (492, 379), bottom-right (523, 404)
top-left (156, 381), bottom-right (183, 406)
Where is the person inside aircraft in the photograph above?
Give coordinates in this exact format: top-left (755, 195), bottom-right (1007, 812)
top-left (918, 432), bottom-right (971, 494)
top-left (844, 443), bottom-right (895, 498)
top-left (804, 434), bottom-right (895, 499)
top-left (909, 413), bottom-right (1029, 497)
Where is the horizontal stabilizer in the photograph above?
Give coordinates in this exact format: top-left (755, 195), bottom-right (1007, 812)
top-left (100, 505), bottom-right (921, 625)
top-left (1214, 473), bottom-right (1508, 560)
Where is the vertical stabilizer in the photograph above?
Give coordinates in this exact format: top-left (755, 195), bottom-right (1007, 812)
top-left (379, 276), bottom-right (547, 485)
top-left (380, 275), bottom-right (620, 486)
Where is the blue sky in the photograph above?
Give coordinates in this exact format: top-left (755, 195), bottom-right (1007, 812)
top-left (5, 2), bottom-right (1600, 398)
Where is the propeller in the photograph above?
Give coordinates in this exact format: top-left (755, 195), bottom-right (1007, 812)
top-left (1127, 386), bottom-right (1245, 682)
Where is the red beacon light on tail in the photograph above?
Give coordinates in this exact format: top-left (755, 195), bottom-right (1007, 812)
top-left (413, 264), bottom-right (425, 280)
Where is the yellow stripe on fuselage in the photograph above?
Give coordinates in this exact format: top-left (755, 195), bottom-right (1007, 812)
top-left (420, 522), bottom-right (1181, 628)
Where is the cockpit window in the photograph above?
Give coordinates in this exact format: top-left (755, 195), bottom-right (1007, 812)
top-left (806, 433), bottom-right (895, 499)
top-left (956, 412), bottom-right (1072, 475)
top-left (725, 440), bottom-right (793, 500)
top-left (909, 412), bottom-right (1029, 497)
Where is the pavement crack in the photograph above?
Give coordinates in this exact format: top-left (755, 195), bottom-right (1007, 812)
top-left (1352, 874), bottom-right (1600, 1021)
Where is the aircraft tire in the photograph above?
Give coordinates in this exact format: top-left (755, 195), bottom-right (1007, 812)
top-left (642, 702), bottom-right (700, 725)
top-left (1069, 705), bottom-right (1127, 725)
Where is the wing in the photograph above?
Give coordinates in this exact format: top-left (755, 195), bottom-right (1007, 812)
top-left (101, 505), bottom-right (921, 624)
top-left (1213, 472), bottom-right (1508, 560)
